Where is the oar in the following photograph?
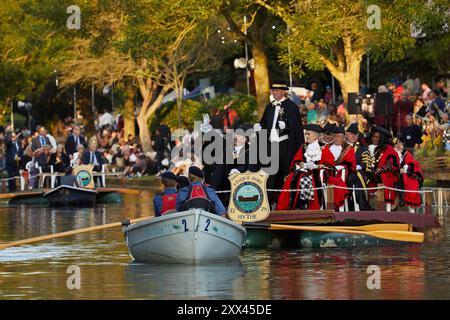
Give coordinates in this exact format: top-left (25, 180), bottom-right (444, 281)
top-left (244, 223), bottom-right (424, 243)
top-left (328, 223), bottom-right (412, 232)
top-left (0, 216), bottom-right (152, 251)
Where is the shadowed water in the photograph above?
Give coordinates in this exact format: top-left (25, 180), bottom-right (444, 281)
top-left (0, 190), bottom-right (448, 299)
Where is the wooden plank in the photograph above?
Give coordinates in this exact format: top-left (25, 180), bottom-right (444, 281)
top-left (271, 210), bottom-right (334, 215)
top-left (97, 187), bottom-right (140, 195)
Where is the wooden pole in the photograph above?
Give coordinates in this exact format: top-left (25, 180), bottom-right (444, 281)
top-left (0, 216), bottom-right (152, 251)
top-left (377, 184), bottom-right (385, 211)
top-left (424, 190), bottom-right (432, 215)
top-left (326, 186), bottom-right (334, 210)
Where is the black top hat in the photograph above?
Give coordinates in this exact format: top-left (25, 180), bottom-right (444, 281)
top-left (346, 123), bottom-right (360, 135)
top-left (304, 123), bottom-right (324, 133)
top-left (333, 125), bottom-right (345, 134)
top-left (270, 82), bottom-right (289, 91)
top-left (188, 166), bottom-right (204, 178)
top-left (161, 171), bottom-right (178, 182)
top-left (323, 122), bottom-right (337, 134)
top-left (372, 126), bottom-right (392, 138)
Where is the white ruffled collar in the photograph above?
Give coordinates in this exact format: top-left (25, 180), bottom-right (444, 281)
top-left (305, 140), bottom-right (322, 163)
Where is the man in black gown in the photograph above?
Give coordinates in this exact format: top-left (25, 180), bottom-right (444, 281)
top-left (255, 82), bottom-right (304, 207)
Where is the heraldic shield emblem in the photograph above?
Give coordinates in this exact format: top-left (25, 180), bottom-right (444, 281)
top-left (228, 170), bottom-right (270, 222)
top-left (73, 165), bottom-right (95, 189)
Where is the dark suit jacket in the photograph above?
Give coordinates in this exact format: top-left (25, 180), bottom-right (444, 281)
top-left (81, 150), bottom-right (105, 166)
top-left (31, 135), bottom-right (51, 152)
top-left (5, 138), bottom-right (23, 167)
top-left (31, 135), bottom-right (52, 166)
top-left (65, 134), bottom-right (87, 155)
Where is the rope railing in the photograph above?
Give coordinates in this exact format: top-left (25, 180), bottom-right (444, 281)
top-left (216, 185), bottom-right (432, 194)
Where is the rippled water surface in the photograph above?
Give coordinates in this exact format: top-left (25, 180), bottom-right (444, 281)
top-left (0, 190), bottom-right (448, 299)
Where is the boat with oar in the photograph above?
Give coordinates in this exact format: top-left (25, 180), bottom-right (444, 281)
top-left (121, 209), bottom-right (247, 264)
top-left (43, 185), bottom-right (98, 206)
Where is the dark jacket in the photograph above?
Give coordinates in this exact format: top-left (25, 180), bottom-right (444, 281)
top-left (259, 98), bottom-right (304, 168)
top-left (5, 138), bottom-right (23, 166)
top-left (81, 150), bottom-right (104, 166)
top-left (65, 134), bottom-right (87, 155)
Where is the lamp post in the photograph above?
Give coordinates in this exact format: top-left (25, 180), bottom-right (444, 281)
top-left (11, 101), bottom-right (14, 131)
top-left (73, 86), bottom-right (77, 119)
top-left (244, 16), bottom-right (250, 96)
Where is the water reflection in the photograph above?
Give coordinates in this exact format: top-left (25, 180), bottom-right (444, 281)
top-left (125, 261), bottom-right (245, 299)
top-left (0, 195), bottom-right (448, 299)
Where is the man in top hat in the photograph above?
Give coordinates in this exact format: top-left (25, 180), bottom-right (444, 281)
top-left (323, 125), bottom-right (356, 211)
top-left (255, 82), bottom-right (304, 206)
top-left (176, 166), bottom-right (227, 217)
top-left (320, 122), bottom-right (337, 145)
top-left (154, 171), bottom-right (179, 217)
top-left (345, 122), bottom-right (372, 210)
top-left (277, 124), bottom-right (334, 210)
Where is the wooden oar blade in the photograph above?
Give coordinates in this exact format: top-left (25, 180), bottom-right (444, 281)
top-left (336, 224), bottom-right (412, 232)
top-left (368, 230), bottom-right (424, 243)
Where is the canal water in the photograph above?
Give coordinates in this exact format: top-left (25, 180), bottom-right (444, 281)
top-left (0, 190), bottom-right (448, 299)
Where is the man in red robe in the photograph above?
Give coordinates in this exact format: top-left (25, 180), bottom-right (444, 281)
top-left (277, 124), bottom-right (334, 210)
top-left (394, 137), bottom-right (423, 211)
top-left (368, 126), bottom-right (400, 210)
top-left (324, 125), bottom-right (357, 211)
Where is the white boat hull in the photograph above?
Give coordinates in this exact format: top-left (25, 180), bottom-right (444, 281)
top-left (122, 210), bottom-right (247, 264)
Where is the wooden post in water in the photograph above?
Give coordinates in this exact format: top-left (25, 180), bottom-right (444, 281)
top-left (424, 190), bottom-right (432, 215)
top-left (326, 187), bottom-right (334, 210)
top-left (377, 184), bottom-right (385, 211)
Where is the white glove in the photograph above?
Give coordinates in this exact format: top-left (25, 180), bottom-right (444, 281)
top-left (401, 164), bottom-right (409, 174)
top-left (335, 165), bottom-right (345, 171)
top-left (304, 162), bottom-right (316, 170)
top-left (253, 123), bottom-right (262, 132)
top-left (278, 121), bottom-right (286, 130)
top-left (200, 114), bottom-right (212, 133)
top-left (356, 165), bottom-right (362, 171)
top-left (229, 168), bottom-right (240, 176)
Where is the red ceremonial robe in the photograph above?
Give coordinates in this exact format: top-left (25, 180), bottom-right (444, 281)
top-left (374, 145), bottom-right (400, 204)
top-left (401, 151), bottom-right (423, 207)
top-left (277, 143), bottom-right (335, 210)
top-left (325, 144), bottom-right (357, 209)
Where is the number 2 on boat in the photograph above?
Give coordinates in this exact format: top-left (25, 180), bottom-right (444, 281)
top-left (204, 219), bottom-right (211, 232)
top-left (182, 219), bottom-right (188, 232)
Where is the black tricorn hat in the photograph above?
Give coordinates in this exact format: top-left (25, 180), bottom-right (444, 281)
top-left (188, 166), bottom-right (204, 178)
top-left (323, 122), bottom-right (337, 134)
top-left (270, 82), bottom-right (289, 91)
top-left (346, 123), bottom-right (360, 135)
top-left (372, 125), bottom-right (392, 138)
top-left (161, 171), bottom-right (178, 182)
top-left (304, 123), bottom-right (324, 133)
top-left (333, 125), bottom-right (345, 134)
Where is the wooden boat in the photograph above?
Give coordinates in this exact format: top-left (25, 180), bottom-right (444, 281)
top-left (122, 209), bottom-right (247, 264)
top-left (43, 185), bottom-right (98, 206)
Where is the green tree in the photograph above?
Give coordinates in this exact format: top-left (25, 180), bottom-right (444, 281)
top-left (256, 0), bottom-right (445, 104)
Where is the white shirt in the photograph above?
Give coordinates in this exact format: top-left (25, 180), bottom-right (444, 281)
top-left (368, 144), bottom-right (377, 157)
top-left (269, 98), bottom-right (288, 143)
top-left (46, 134), bottom-right (57, 151)
top-left (99, 112), bottom-right (115, 127)
top-left (329, 144), bottom-right (343, 161)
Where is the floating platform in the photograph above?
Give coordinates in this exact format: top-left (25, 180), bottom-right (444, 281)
top-left (0, 188), bottom-right (126, 206)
